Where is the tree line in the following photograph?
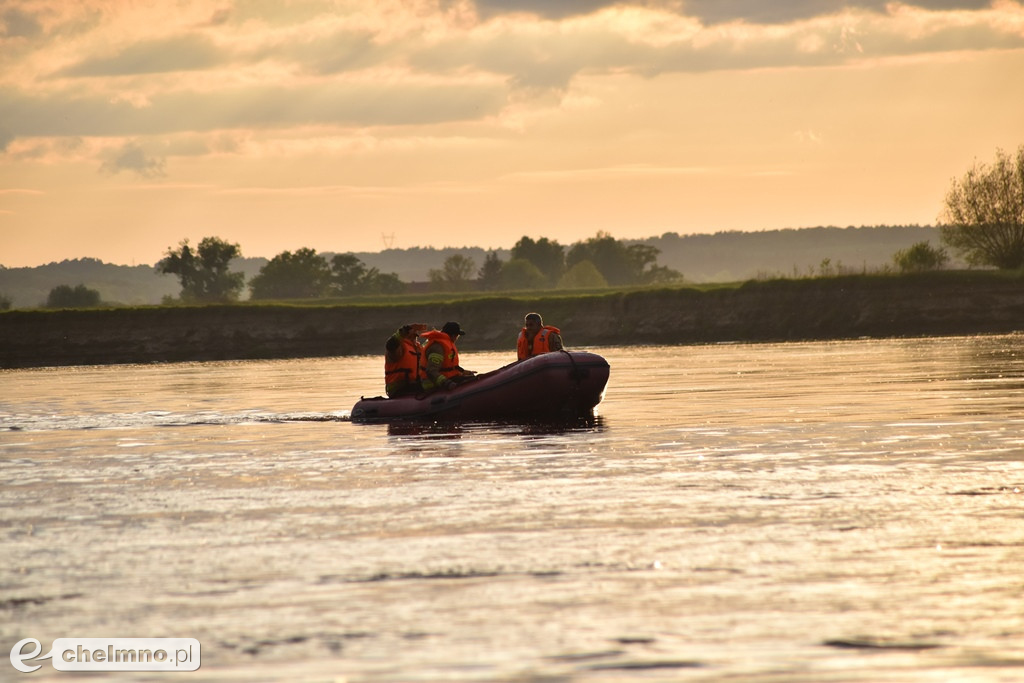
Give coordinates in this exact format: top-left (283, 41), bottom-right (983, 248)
top-left (152, 240), bottom-right (404, 303)
top-left (155, 232), bottom-right (684, 303)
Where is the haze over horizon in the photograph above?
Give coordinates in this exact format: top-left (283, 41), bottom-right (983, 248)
top-left (2, 0), bottom-right (1022, 269)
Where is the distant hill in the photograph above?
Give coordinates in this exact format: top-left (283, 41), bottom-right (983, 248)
top-left (0, 226), bottom-right (950, 308)
top-left (354, 227), bottom-right (948, 283)
top-left (636, 225), bottom-right (951, 282)
top-left (0, 258), bottom-right (180, 309)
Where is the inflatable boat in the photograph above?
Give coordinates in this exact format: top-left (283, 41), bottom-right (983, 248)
top-left (351, 350), bottom-right (610, 423)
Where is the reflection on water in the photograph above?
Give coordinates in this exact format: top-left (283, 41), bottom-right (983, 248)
top-left (2, 336), bottom-right (1024, 682)
top-left (385, 415), bottom-right (605, 439)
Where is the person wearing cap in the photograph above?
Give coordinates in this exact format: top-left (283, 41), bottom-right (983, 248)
top-left (517, 312), bottom-right (563, 361)
top-left (420, 321), bottom-right (475, 392)
top-left (384, 323), bottom-right (428, 397)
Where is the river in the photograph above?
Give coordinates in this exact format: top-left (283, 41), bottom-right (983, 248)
top-left (2, 336), bottom-right (1024, 681)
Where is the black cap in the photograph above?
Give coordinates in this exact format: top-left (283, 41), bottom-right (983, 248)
top-left (441, 321), bottom-right (466, 337)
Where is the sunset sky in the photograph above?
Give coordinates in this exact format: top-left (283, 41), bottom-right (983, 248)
top-left (1, 0), bottom-right (1022, 268)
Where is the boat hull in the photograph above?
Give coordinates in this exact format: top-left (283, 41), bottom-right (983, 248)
top-left (351, 350), bottom-right (610, 423)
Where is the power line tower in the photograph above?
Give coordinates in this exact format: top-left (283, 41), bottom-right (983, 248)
top-left (381, 233), bottom-right (396, 249)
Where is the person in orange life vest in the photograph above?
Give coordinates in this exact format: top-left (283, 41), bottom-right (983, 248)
top-left (517, 312), bottom-right (563, 361)
top-left (384, 323), bottom-right (428, 397)
top-left (420, 321), bottom-right (475, 392)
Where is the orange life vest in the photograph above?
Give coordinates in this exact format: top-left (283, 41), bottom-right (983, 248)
top-left (420, 330), bottom-right (461, 379)
top-left (517, 325), bottom-right (561, 360)
top-left (384, 336), bottom-right (422, 395)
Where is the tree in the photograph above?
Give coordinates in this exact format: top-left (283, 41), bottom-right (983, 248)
top-left (46, 284), bottom-right (101, 308)
top-left (511, 236), bottom-right (565, 285)
top-left (331, 253), bottom-right (371, 295)
top-left (365, 272), bottom-right (405, 295)
top-left (939, 145), bottom-right (1024, 269)
top-left (156, 236), bottom-right (245, 303)
top-left (499, 258), bottom-right (547, 290)
top-left (0, 293), bottom-right (11, 310)
top-left (566, 232), bottom-right (662, 286)
top-left (478, 251), bottom-right (504, 291)
top-left (557, 260), bottom-right (608, 289)
top-left (330, 253), bottom-right (405, 295)
top-left (641, 264), bottom-right (684, 284)
top-left (429, 254), bottom-right (476, 291)
top-left (893, 241), bottom-right (949, 273)
top-left (249, 248), bottom-right (332, 299)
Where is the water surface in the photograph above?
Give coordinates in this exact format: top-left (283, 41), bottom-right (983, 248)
top-left (3, 336), bottom-right (1024, 681)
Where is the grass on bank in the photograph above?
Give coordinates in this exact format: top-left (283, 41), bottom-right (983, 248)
top-left (3, 269), bottom-right (1023, 314)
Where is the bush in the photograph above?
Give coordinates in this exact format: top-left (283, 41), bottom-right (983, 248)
top-left (893, 242), bottom-right (949, 273)
top-left (46, 284), bottom-right (102, 308)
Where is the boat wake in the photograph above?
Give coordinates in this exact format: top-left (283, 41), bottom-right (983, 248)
top-left (1, 410), bottom-right (353, 432)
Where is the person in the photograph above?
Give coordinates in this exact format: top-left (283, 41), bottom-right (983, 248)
top-left (517, 312), bottom-right (563, 361)
top-left (420, 321), bottom-right (475, 392)
top-left (384, 323), bottom-right (428, 397)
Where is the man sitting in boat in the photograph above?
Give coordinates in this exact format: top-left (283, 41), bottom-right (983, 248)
top-left (517, 312), bottom-right (563, 361)
top-left (420, 321), bottom-right (476, 392)
top-left (384, 323), bottom-right (428, 397)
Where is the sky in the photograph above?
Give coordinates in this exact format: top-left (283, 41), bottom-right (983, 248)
top-left (1, 0), bottom-right (1023, 267)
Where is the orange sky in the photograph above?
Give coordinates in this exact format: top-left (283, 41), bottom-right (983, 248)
top-left (1, 0), bottom-right (1023, 267)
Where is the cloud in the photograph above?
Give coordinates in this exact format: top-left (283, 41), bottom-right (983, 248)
top-left (99, 142), bottom-right (166, 178)
top-left (1, 6), bottom-right (44, 38)
top-left (0, 188), bottom-right (45, 196)
top-left (500, 163), bottom-right (717, 183)
top-left (794, 129), bottom-right (825, 145)
top-left (0, 80), bottom-right (509, 138)
top-left (202, 7), bottom-right (233, 27)
top-left (410, 27), bottom-right (626, 92)
top-left (55, 34), bottom-right (227, 77)
top-left (253, 29), bottom-right (389, 75)
top-left (2, 0), bottom-right (1020, 151)
top-left (415, 2), bottom-right (1024, 92)
top-left (473, 0), bottom-right (619, 20)
top-left (471, 0), bottom-right (998, 24)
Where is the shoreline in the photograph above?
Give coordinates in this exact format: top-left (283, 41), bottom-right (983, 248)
top-left (3, 274), bottom-right (1024, 369)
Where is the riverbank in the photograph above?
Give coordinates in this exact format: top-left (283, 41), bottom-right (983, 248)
top-left (3, 273), bottom-right (1024, 369)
